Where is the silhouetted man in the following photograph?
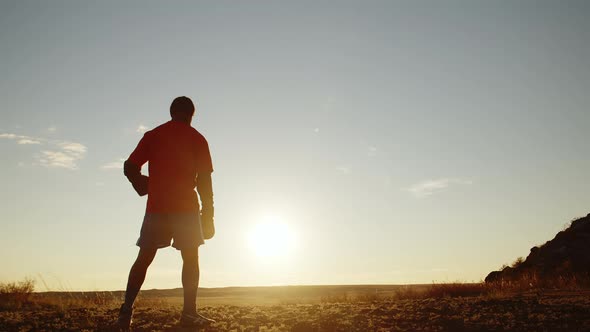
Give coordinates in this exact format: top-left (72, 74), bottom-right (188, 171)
top-left (118, 96), bottom-right (215, 330)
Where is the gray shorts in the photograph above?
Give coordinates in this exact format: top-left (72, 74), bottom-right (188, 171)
top-left (136, 213), bottom-right (205, 250)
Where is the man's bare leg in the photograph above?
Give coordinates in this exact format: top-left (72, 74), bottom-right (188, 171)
top-left (179, 247), bottom-right (214, 326)
top-left (180, 247), bottom-right (199, 314)
top-left (123, 247), bottom-right (157, 309)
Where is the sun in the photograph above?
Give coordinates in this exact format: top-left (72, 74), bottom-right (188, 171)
top-left (247, 216), bottom-right (296, 259)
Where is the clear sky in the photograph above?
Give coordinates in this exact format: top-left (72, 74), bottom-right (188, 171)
top-left (1, 1), bottom-right (589, 291)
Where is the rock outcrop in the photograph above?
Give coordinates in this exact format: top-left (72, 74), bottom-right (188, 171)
top-left (485, 213), bottom-right (590, 284)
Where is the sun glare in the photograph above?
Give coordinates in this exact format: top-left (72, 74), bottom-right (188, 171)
top-left (247, 216), bottom-right (296, 259)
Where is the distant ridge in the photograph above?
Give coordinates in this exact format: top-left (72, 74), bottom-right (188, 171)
top-left (486, 213), bottom-right (590, 284)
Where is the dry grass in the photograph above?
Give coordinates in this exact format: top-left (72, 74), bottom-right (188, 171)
top-left (33, 291), bottom-right (120, 310)
top-left (486, 272), bottom-right (590, 292)
top-left (4, 275), bottom-right (588, 311)
top-left (2, 280), bottom-right (590, 331)
top-left (390, 285), bottom-right (426, 300)
top-left (318, 283), bottom-right (490, 303)
top-left (3, 289), bottom-right (590, 331)
top-left (511, 256), bottom-right (524, 268)
top-left (0, 278), bottom-right (35, 309)
top-left (425, 282), bottom-right (489, 298)
top-left (313, 277), bottom-right (590, 305)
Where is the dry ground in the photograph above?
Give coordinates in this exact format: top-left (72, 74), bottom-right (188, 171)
top-left (2, 286), bottom-right (590, 331)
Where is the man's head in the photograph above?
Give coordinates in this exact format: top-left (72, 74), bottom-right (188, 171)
top-left (170, 96), bottom-right (195, 123)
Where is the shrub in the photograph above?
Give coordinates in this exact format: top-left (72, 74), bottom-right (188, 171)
top-left (392, 286), bottom-right (426, 300)
top-left (425, 282), bottom-right (489, 298)
top-left (0, 278), bottom-right (35, 309)
top-left (511, 257), bottom-right (524, 268)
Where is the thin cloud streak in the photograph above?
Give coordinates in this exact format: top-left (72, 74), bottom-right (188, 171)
top-left (1, 132), bottom-right (87, 170)
top-left (38, 151), bottom-right (80, 170)
top-left (101, 158), bottom-right (125, 170)
top-left (17, 139), bottom-right (41, 145)
top-left (59, 142), bottom-right (87, 155)
top-left (407, 178), bottom-right (472, 198)
top-left (1, 133), bottom-right (39, 141)
top-left (38, 141), bottom-right (87, 170)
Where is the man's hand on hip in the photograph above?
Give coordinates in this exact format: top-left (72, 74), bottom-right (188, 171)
top-left (124, 160), bottom-right (149, 196)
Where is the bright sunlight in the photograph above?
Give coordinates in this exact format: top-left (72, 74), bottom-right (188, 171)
top-left (247, 216), bottom-right (296, 259)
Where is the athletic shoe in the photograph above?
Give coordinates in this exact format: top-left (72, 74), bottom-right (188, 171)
top-left (180, 311), bottom-right (216, 327)
top-left (117, 304), bottom-right (133, 331)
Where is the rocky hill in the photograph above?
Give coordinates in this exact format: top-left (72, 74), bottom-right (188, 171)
top-left (486, 213), bottom-right (590, 285)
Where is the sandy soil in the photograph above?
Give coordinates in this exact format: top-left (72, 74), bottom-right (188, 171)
top-left (2, 291), bottom-right (590, 331)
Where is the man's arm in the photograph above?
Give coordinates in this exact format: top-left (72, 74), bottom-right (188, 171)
top-left (196, 172), bottom-right (214, 239)
top-left (125, 132), bottom-right (150, 196)
top-left (124, 160), bottom-right (149, 196)
top-left (196, 172), bottom-right (214, 218)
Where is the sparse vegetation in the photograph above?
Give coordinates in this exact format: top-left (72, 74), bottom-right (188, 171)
top-left (1, 281), bottom-right (590, 331)
top-left (511, 256), bottom-right (524, 268)
top-left (425, 282), bottom-right (489, 298)
top-left (0, 278), bottom-right (35, 309)
top-left (319, 293), bottom-right (352, 303)
top-left (33, 291), bottom-right (119, 310)
top-left (1, 285), bottom-right (590, 331)
top-left (391, 285), bottom-right (426, 300)
top-left (486, 213), bottom-right (590, 292)
top-left (486, 272), bottom-right (590, 291)
top-left (2, 276), bottom-right (590, 332)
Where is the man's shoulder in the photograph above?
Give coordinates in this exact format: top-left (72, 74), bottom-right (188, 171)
top-left (149, 121), bottom-right (208, 145)
top-left (154, 121), bottom-right (174, 131)
top-left (190, 127), bottom-right (208, 144)
top-left (143, 122), bottom-right (169, 136)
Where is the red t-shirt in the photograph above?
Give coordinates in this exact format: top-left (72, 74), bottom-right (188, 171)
top-left (128, 120), bottom-right (213, 213)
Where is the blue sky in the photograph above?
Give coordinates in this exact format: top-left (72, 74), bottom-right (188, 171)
top-left (1, 1), bottom-right (589, 290)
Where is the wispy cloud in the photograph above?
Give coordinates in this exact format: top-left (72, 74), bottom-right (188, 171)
top-left (407, 178), bottom-right (472, 198)
top-left (17, 138), bottom-right (41, 145)
top-left (38, 141), bottom-right (87, 170)
top-left (136, 124), bottom-right (149, 133)
top-left (101, 158), bottom-right (125, 170)
top-left (1, 133), bottom-right (38, 141)
top-left (38, 151), bottom-right (79, 169)
top-left (59, 142), bottom-right (87, 155)
top-left (367, 146), bottom-right (377, 157)
top-left (1, 132), bottom-right (87, 170)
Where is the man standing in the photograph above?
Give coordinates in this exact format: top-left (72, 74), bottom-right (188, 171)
top-left (118, 96), bottom-right (215, 330)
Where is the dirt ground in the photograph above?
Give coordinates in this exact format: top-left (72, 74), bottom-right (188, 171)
top-left (2, 291), bottom-right (590, 331)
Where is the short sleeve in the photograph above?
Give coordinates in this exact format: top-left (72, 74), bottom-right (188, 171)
top-left (128, 132), bottom-right (150, 167)
top-left (196, 137), bottom-right (213, 173)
